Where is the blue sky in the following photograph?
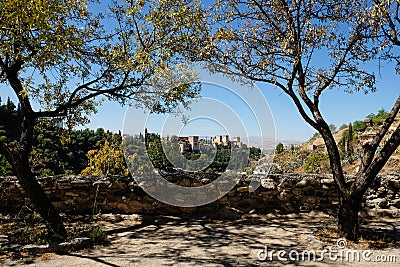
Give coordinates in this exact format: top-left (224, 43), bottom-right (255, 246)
top-left (1, 1), bottom-right (400, 142)
top-left (1, 56), bottom-right (398, 143)
top-left (122, 63), bottom-right (276, 143)
top-left (4, 63), bottom-right (395, 142)
top-left (84, 61), bottom-right (400, 142)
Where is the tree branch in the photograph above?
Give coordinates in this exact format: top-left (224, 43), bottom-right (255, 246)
top-left (314, 27), bottom-right (361, 105)
top-left (357, 123), bottom-right (400, 193)
top-left (34, 71), bottom-right (142, 119)
top-left (361, 95), bottom-right (400, 169)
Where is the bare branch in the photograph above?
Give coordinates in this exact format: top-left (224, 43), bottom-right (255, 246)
top-left (357, 123), bottom-right (400, 193)
top-left (361, 95), bottom-right (400, 168)
top-left (314, 28), bottom-right (361, 104)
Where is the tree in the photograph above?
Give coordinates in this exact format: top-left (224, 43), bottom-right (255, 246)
top-left (0, 0), bottom-right (206, 238)
top-left (249, 146), bottom-right (262, 160)
top-left (275, 143), bottom-right (284, 154)
top-left (339, 124), bottom-right (349, 131)
top-left (367, 108), bottom-right (389, 125)
top-left (81, 138), bottom-right (128, 176)
top-left (328, 124), bottom-right (337, 133)
top-left (353, 120), bottom-right (367, 132)
top-left (203, 1), bottom-right (400, 240)
top-left (347, 124), bottom-right (354, 160)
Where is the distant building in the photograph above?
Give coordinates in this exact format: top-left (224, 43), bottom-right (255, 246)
top-left (163, 134), bottom-right (248, 153)
top-left (231, 136), bottom-right (244, 148)
top-left (178, 136), bottom-right (199, 153)
top-left (188, 136), bottom-right (199, 151)
top-left (364, 119), bottom-right (373, 127)
top-left (359, 129), bottom-right (378, 146)
top-left (213, 135), bottom-right (230, 147)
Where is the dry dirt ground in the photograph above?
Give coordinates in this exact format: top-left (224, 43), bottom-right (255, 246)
top-left (1, 212), bottom-right (399, 267)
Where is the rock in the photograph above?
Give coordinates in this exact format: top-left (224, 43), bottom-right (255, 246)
top-left (201, 178), bottom-right (211, 184)
top-left (388, 178), bottom-right (400, 189)
top-left (65, 192), bottom-right (80, 197)
top-left (296, 176), bottom-right (319, 187)
top-left (278, 177), bottom-right (295, 189)
top-left (237, 186), bottom-right (248, 193)
top-left (0, 235), bottom-right (9, 245)
top-left (22, 244), bottom-right (49, 253)
top-left (369, 198), bottom-right (388, 209)
top-left (116, 203), bottom-right (129, 212)
top-left (97, 213), bottom-right (123, 222)
top-left (391, 199), bottom-right (400, 208)
top-left (57, 237), bottom-right (93, 253)
top-left (215, 206), bottom-right (243, 220)
top-left (261, 178), bottom-right (276, 190)
top-left (321, 179), bottom-right (334, 185)
top-left (120, 214), bottom-right (142, 221)
top-left (277, 190), bottom-right (292, 202)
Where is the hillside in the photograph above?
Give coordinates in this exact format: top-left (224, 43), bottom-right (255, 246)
top-left (303, 112), bottom-right (400, 174)
top-left (273, 111), bottom-right (400, 174)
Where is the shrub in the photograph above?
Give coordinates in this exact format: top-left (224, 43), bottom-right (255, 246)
top-left (275, 143), bottom-right (284, 154)
top-left (304, 152), bottom-right (330, 174)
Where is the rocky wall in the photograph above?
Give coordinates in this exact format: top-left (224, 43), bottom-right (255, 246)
top-left (1, 174), bottom-right (399, 218)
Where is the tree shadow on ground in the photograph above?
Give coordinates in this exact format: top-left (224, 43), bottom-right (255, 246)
top-left (4, 214), bottom-right (399, 267)
top-left (81, 214), bottom-right (337, 266)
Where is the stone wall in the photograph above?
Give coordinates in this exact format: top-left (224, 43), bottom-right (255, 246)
top-left (1, 174), bottom-right (399, 218)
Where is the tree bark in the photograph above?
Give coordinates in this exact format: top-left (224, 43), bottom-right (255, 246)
top-left (337, 190), bottom-right (363, 241)
top-left (10, 153), bottom-right (67, 239)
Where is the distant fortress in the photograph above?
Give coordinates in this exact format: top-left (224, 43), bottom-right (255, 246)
top-left (162, 134), bottom-right (247, 153)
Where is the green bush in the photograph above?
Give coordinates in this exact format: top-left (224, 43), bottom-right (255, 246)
top-left (304, 152), bottom-right (330, 174)
top-left (353, 120), bottom-right (366, 132)
top-left (0, 154), bottom-right (13, 175)
top-left (367, 109), bottom-right (389, 125)
top-left (275, 143), bottom-right (284, 154)
top-left (87, 225), bottom-right (108, 244)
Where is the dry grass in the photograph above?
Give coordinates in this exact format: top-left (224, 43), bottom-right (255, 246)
top-left (0, 211), bottom-right (108, 259)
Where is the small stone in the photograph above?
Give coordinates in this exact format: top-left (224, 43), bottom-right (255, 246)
top-left (237, 186), bottom-right (248, 193)
top-left (388, 179), bottom-right (400, 189)
top-left (201, 178), bottom-right (211, 184)
top-left (0, 235), bottom-right (9, 245)
top-left (277, 190), bottom-right (292, 202)
top-left (261, 178), bottom-right (276, 190)
top-left (296, 177), bottom-right (319, 187)
top-left (321, 179), bottom-right (334, 185)
top-left (218, 196), bottom-right (228, 202)
top-left (116, 203), bottom-right (129, 212)
top-left (65, 192), bottom-right (79, 197)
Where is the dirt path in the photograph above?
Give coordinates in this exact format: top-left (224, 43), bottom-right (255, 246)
top-left (2, 213), bottom-right (399, 267)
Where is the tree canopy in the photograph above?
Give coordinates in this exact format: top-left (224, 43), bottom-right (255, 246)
top-left (0, 0), bottom-right (207, 125)
top-left (0, 0), bottom-right (208, 238)
top-left (197, 0), bottom-right (400, 241)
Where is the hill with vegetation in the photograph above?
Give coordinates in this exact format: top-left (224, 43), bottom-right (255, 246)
top-left (273, 109), bottom-right (400, 174)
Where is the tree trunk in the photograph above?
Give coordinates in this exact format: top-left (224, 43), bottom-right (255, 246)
top-left (337, 192), bottom-right (362, 241)
top-left (11, 154), bottom-right (67, 239)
